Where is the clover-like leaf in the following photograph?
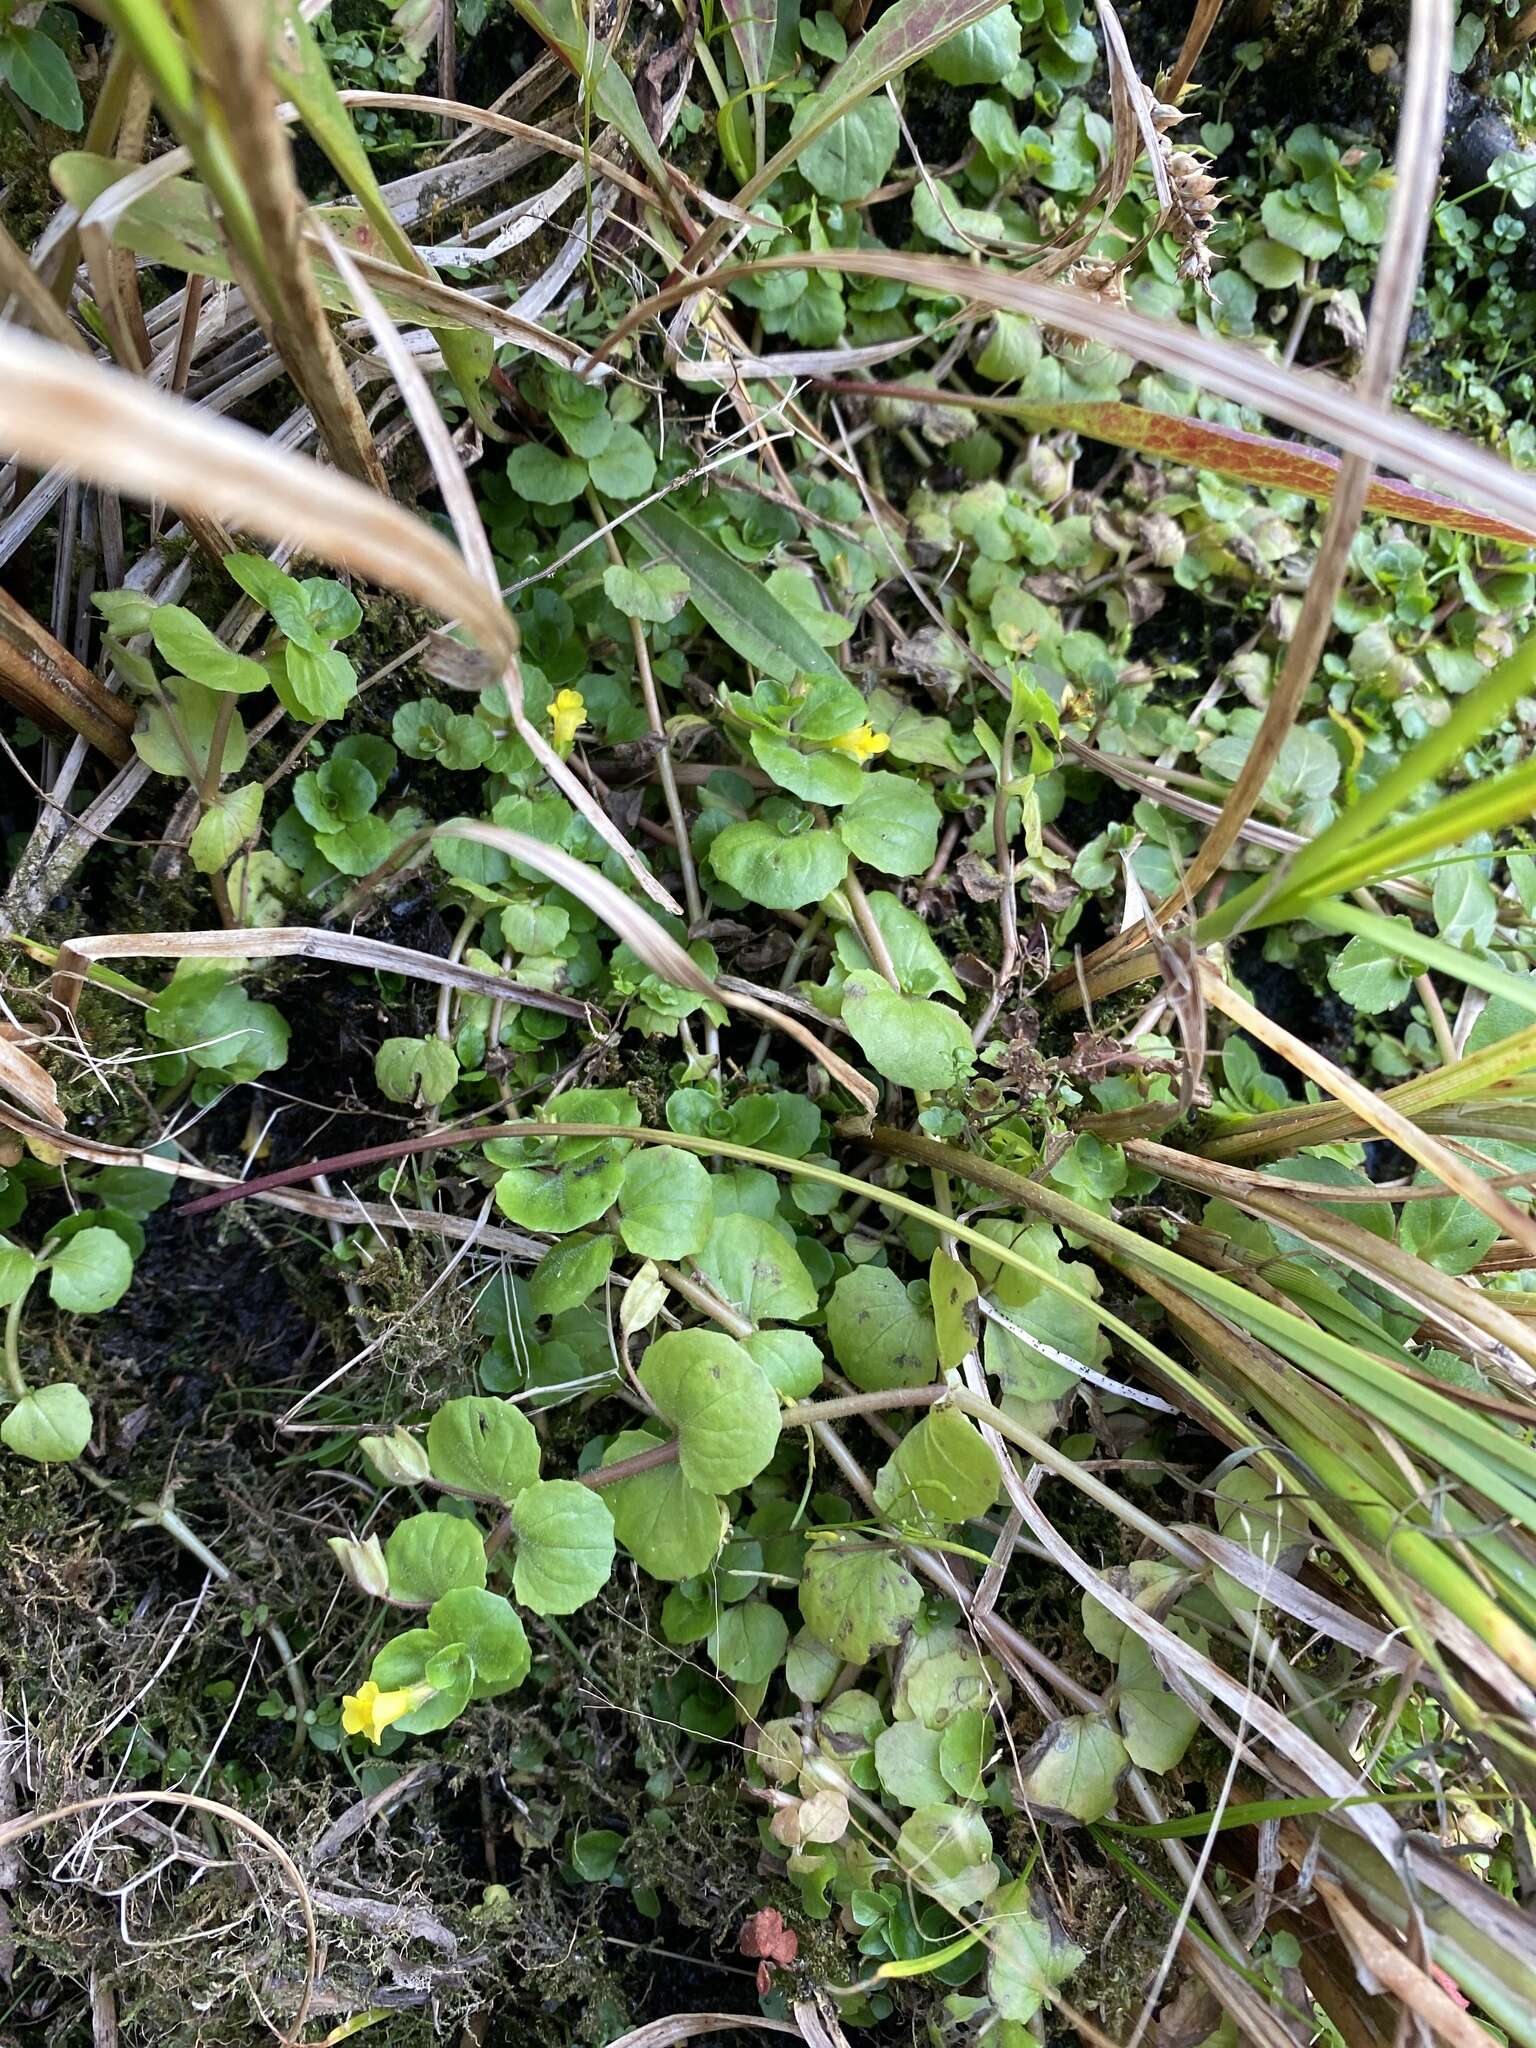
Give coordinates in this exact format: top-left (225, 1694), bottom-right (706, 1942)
top-left (510, 1478), bottom-right (616, 1614)
top-left (426, 1396), bottom-right (541, 1503)
top-left (638, 1328), bottom-right (782, 1493)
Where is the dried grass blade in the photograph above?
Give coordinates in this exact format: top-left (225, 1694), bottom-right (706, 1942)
top-left (48, 925), bottom-right (587, 1019)
top-left (0, 215), bottom-right (85, 351)
top-left (1080, 0), bottom-right (1451, 978)
top-left (430, 821), bottom-right (879, 1109)
top-left (0, 328), bottom-right (511, 655)
top-left (0, 1035), bottom-right (64, 1129)
top-left (1126, 1139), bottom-right (1536, 1386)
top-left (602, 2020), bottom-right (802, 2048)
top-left (1198, 962), bottom-right (1536, 1257)
top-left (193, 0), bottom-right (387, 491)
top-left (1315, 1879), bottom-right (1504, 2048)
top-left (318, 225), bottom-right (676, 916)
top-left (594, 250), bottom-right (1536, 540)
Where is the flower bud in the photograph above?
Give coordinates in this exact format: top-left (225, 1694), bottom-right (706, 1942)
top-left (359, 1427), bottom-right (431, 1486)
top-left (327, 1532), bottom-right (390, 1600)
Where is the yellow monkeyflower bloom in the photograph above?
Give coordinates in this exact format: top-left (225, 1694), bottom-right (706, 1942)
top-left (827, 723), bottom-right (890, 762)
top-left (341, 1678), bottom-right (435, 1744)
top-left (548, 687), bottom-right (588, 753)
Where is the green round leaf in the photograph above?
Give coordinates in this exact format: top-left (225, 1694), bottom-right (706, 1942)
top-left (427, 1396), bottom-right (541, 1503)
top-left (510, 1478), bottom-right (616, 1615)
top-left (1, 1382), bottom-right (92, 1463)
top-left (694, 1211), bottom-right (819, 1323)
top-left (383, 1511), bottom-right (488, 1604)
top-left (151, 606), bottom-right (269, 693)
top-left (895, 1805), bottom-right (997, 1915)
top-left (602, 1427), bottom-right (728, 1580)
top-left (1113, 1633), bottom-right (1199, 1773)
top-left (987, 1878), bottom-right (1085, 2024)
top-left (709, 820), bottom-right (849, 909)
top-left (793, 95), bottom-right (900, 202)
top-left (938, 1708), bottom-right (990, 1801)
top-left (494, 1149), bottom-right (626, 1233)
top-left (874, 1406), bottom-right (998, 1529)
top-left (874, 1719), bottom-right (950, 1807)
top-left (618, 1147), bottom-right (714, 1260)
top-left (927, 5), bottom-right (1022, 84)
top-left (1238, 236), bottom-right (1306, 289)
top-left (1015, 1713), bottom-right (1129, 1823)
top-left (375, 1036), bottom-right (460, 1108)
top-left (836, 772), bottom-right (942, 876)
top-left (46, 1226), bottom-right (133, 1313)
top-left (826, 1264), bottom-right (937, 1391)
top-left (743, 1328), bottom-right (824, 1401)
top-left (709, 1599), bottom-right (789, 1685)
top-left (508, 442), bottom-right (588, 504)
top-left (639, 1328), bottom-right (782, 1494)
top-left (428, 1587), bottom-right (532, 1696)
top-left (799, 1535), bottom-right (922, 1665)
top-left (529, 1234), bottom-right (615, 1318)
top-left (587, 423), bottom-right (657, 500)
top-left (369, 1626), bottom-right (471, 1732)
top-left (840, 974), bottom-right (976, 1092)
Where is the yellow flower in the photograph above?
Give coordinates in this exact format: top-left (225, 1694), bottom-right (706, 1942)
top-left (827, 723), bottom-right (890, 762)
top-left (341, 1678), bottom-right (435, 1743)
top-left (548, 687), bottom-right (588, 753)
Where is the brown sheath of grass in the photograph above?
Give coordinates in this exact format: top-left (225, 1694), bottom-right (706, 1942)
top-left (0, 326), bottom-right (512, 650)
top-left (190, 0), bottom-right (387, 492)
top-left (591, 251), bottom-right (1536, 544)
top-left (0, 585), bottom-right (133, 763)
top-left (412, 821), bottom-right (879, 1110)
top-left (47, 924), bottom-right (587, 1023)
top-left (80, 62), bottom-right (154, 372)
top-left (1125, 1137), bottom-right (1536, 1388)
top-left (1314, 1879), bottom-right (1500, 2048)
top-left (1063, 0), bottom-right (1451, 999)
top-left (317, 222), bottom-right (679, 917)
top-left (1203, 1019), bottom-right (1536, 1163)
top-left (1198, 963), bottom-right (1536, 1257)
top-left (0, 216), bottom-right (86, 351)
top-left (0, 1792), bottom-right (316, 2046)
